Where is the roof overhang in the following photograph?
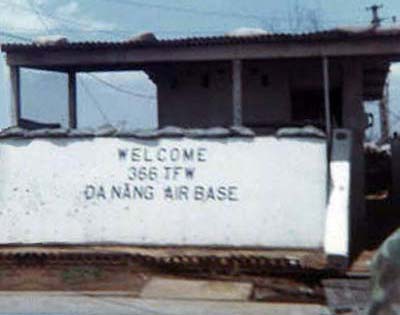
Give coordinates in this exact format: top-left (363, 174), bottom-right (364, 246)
top-left (2, 29), bottom-right (400, 72)
top-left (1, 28), bottom-right (398, 101)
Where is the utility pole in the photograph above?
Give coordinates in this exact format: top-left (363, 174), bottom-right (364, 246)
top-left (366, 4), bottom-right (384, 27)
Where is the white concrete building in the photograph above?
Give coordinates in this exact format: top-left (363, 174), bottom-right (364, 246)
top-left (0, 27), bottom-right (397, 272)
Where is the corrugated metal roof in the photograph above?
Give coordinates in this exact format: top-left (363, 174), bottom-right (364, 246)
top-left (2, 27), bottom-right (400, 53)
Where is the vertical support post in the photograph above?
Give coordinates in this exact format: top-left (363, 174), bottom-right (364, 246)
top-left (323, 56), bottom-right (332, 140)
top-left (232, 60), bottom-right (243, 126)
top-left (342, 59), bottom-right (365, 254)
top-left (379, 82), bottom-right (390, 144)
top-left (68, 71), bottom-right (77, 129)
top-left (391, 135), bottom-right (400, 203)
top-left (10, 66), bottom-right (21, 127)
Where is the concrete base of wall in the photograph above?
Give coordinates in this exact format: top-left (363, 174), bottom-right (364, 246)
top-left (140, 277), bottom-right (252, 301)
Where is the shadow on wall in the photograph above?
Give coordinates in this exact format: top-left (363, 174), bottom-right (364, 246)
top-left (365, 198), bottom-right (400, 251)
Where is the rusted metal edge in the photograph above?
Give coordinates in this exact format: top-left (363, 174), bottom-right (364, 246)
top-left (0, 247), bottom-right (332, 276)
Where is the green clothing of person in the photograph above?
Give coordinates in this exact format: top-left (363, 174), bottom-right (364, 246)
top-left (368, 228), bottom-right (400, 315)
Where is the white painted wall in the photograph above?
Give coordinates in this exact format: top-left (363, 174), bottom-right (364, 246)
top-left (0, 136), bottom-right (327, 248)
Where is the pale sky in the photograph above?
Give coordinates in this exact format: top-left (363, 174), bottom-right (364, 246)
top-left (1, 0), bottom-right (400, 136)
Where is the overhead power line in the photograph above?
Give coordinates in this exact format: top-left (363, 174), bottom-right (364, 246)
top-left (79, 78), bottom-right (111, 124)
top-left (0, 0), bottom-right (370, 39)
top-left (97, 0), bottom-right (267, 22)
top-left (1, 0), bottom-right (203, 38)
top-left (0, 30), bottom-right (32, 42)
top-left (1, 26), bottom-right (232, 36)
top-left (2, 0), bottom-right (224, 38)
top-left (1, 35), bottom-right (154, 104)
top-left (1, 0), bottom-right (267, 36)
top-left (96, 0), bottom-right (368, 26)
top-left (86, 73), bottom-right (155, 100)
top-left (0, 0), bottom-right (124, 35)
top-left (27, 0), bottom-right (52, 34)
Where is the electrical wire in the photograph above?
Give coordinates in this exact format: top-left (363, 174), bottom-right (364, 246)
top-left (96, 0), bottom-right (369, 26)
top-left (14, 2), bottom-right (114, 126)
top-left (97, 0), bottom-right (267, 22)
top-left (86, 73), bottom-right (155, 100)
top-left (2, 0), bottom-right (399, 136)
top-left (0, 0), bottom-right (123, 35)
top-left (0, 30), bottom-right (32, 42)
top-left (0, 0), bottom-right (370, 38)
top-left (1, 25), bottom-right (232, 37)
top-left (0, 0), bottom-right (235, 37)
top-left (27, 0), bottom-right (52, 34)
top-left (79, 78), bottom-right (111, 125)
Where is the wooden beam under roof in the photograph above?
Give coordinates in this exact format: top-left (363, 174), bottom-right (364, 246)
top-left (4, 37), bottom-right (400, 71)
